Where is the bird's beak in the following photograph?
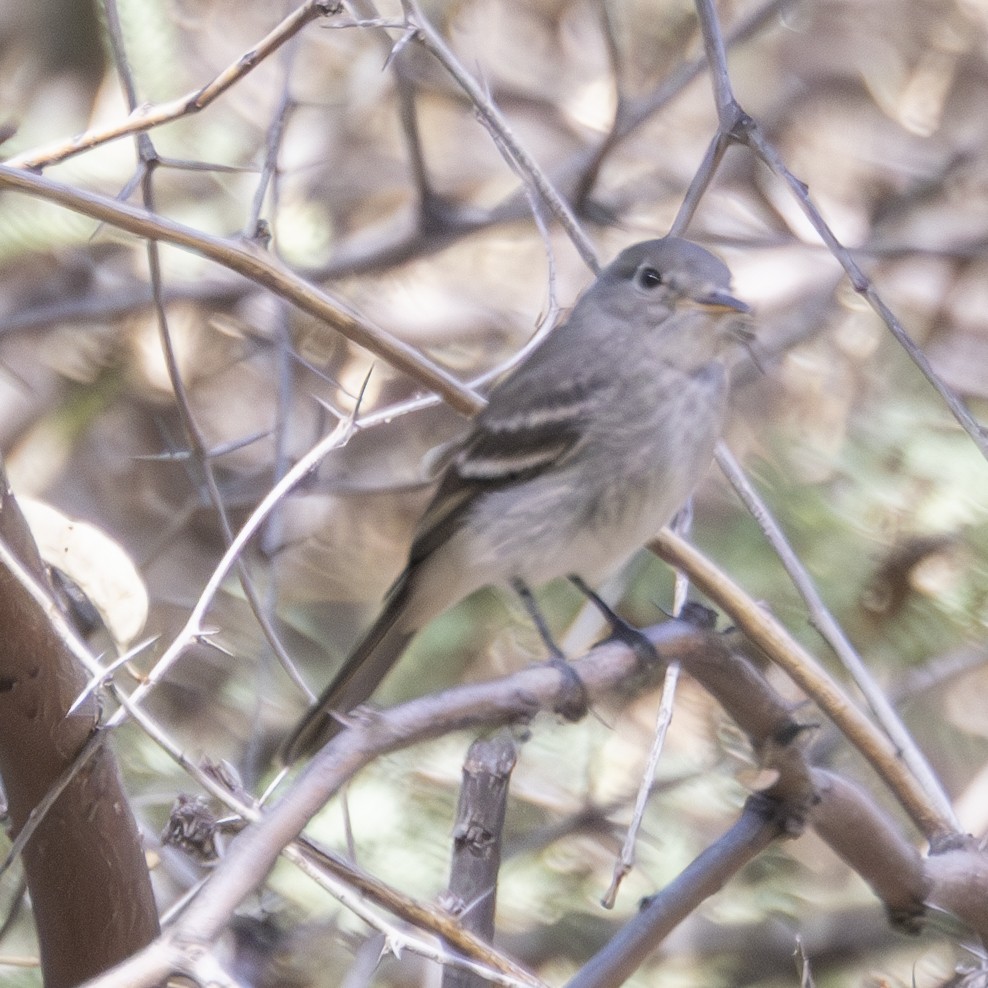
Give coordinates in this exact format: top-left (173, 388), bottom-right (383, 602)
top-left (692, 288), bottom-right (751, 314)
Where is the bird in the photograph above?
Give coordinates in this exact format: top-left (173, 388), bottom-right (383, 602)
top-left (282, 237), bottom-right (750, 763)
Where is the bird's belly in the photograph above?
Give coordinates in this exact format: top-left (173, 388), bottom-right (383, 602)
top-left (462, 463), bottom-right (686, 588)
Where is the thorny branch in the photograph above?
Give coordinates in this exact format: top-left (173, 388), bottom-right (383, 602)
top-left (690, 0), bottom-right (988, 460)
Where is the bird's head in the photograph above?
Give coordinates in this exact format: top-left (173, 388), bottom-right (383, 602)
top-left (595, 236), bottom-right (752, 367)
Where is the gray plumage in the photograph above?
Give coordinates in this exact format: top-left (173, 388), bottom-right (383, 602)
top-left (282, 237), bottom-right (750, 763)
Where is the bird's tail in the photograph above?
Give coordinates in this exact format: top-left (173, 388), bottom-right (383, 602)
top-left (280, 583), bottom-right (415, 765)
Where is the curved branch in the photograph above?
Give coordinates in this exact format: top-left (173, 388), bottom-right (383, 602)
top-left (0, 164), bottom-right (480, 416)
top-left (650, 528), bottom-right (956, 843)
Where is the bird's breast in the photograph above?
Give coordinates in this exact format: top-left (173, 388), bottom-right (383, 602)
top-left (458, 361), bottom-right (727, 588)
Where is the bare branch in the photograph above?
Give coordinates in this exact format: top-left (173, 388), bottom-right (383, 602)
top-left (402, 0), bottom-right (599, 272)
top-left (442, 732), bottom-right (518, 988)
top-left (567, 795), bottom-right (784, 988)
top-left (5, 1), bottom-right (343, 171)
top-left (0, 164), bottom-right (481, 415)
top-left (691, 0), bottom-right (988, 461)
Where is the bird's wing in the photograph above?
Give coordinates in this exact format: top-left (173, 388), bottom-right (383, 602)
top-left (406, 355), bottom-right (608, 568)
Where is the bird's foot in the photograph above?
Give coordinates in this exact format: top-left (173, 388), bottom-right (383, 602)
top-left (548, 656), bottom-right (589, 722)
top-left (569, 575), bottom-right (659, 666)
top-left (602, 621), bottom-right (660, 667)
top-left (678, 600), bottom-right (718, 630)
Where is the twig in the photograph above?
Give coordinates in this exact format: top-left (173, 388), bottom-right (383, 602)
top-left (745, 123), bottom-right (988, 460)
top-left (401, 0), bottom-right (599, 273)
top-left (669, 132), bottom-right (731, 236)
top-left (243, 37), bottom-right (299, 239)
top-left (361, 0), bottom-right (458, 237)
top-left (691, 0), bottom-right (988, 461)
top-left (568, 795), bottom-right (783, 988)
top-left (601, 661), bottom-right (680, 909)
top-left (105, 408), bottom-right (359, 726)
top-left (602, 507), bottom-right (695, 907)
top-left (4, 1), bottom-right (343, 171)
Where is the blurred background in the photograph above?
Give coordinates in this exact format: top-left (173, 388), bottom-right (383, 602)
top-left (1, 0), bottom-right (988, 984)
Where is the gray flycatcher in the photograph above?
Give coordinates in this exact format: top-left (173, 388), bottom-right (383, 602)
top-left (283, 237), bottom-right (750, 763)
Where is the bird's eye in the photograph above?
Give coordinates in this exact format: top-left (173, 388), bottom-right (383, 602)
top-left (637, 266), bottom-right (663, 289)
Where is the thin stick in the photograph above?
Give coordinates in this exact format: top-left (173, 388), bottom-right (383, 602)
top-left (402, 0), bottom-right (599, 273)
top-left (691, 0), bottom-right (988, 461)
top-left (601, 661), bottom-right (680, 909)
top-left (105, 409), bottom-right (358, 726)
